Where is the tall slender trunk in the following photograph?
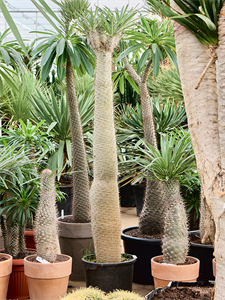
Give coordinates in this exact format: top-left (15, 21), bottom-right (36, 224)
top-left (171, 1), bottom-right (225, 298)
top-left (123, 57), bottom-right (167, 235)
top-left (66, 56), bottom-right (90, 223)
top-left (88, 31), bottom-right (121, 263)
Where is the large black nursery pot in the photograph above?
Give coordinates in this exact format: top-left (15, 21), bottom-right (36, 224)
top-left (121, 226), bottom-right (162, 285)
top-left (82, 253), bottom-right (137, 293)
top-left (119, 180), bottom-right (136, 207)
top-left (188, 230), bottom-right (214, 283)
top-left (132, 184), bottom-right (145, 216)
top-left (57, 185), bottom-right (73, 216)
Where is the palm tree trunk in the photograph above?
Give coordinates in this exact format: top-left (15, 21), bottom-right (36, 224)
top-left (88, 31), bottom-right (121, 263)
top-left (171, 1), bottom-right (225, 298)
top-left (123, 57), bottom-right (167, 235)
top-left (66, 56), bottom-right (90, 223)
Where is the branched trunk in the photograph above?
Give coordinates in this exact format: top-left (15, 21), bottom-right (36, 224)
top-left (88, 31), bottom-right (121, 263)
top-left (124, 57), bottom-right (167, 235)
top-left (66, 56), bottom-right (90, 223)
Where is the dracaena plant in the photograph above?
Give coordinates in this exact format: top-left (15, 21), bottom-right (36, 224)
top-left (133, 130), bottom-right (195, 264)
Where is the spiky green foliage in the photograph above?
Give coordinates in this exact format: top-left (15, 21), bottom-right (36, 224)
top-left (117, 17), bottom-right (177, 76)
top-left (148, 67), bottom-right (183, 103)
top-left (0, 71), bottom-right (44, 123)
top-left (35, 169), bottom-right (58, 263)
top-left (147, 0), bottom-right (224, 46)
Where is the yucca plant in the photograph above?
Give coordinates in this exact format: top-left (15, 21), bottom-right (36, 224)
top-left (133, 131), bottom-right (195, 264)
top-left (146, 2), bottom-right (225, 297)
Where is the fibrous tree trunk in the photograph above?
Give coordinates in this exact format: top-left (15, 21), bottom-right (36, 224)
top-left (171, 1), bottom-right (225, 298)
top-left (66, 56), bottom-right (90, 223)
top-left (123, 57), bottom-right (166, 235)
top-left (88, 31), bottom-right (122, 263)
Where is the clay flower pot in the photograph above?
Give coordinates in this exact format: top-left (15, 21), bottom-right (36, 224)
top-left (58, 216), bottom-right (93, 281)
top-left (24, 254), bottom-right (72, 300)
top-left (0, 253), bottom-right (12, 300)
top-left (151, 255), bottom-right (200, 288)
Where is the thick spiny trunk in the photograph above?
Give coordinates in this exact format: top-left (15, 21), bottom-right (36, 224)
top-left (88, 32), bottom-right (121, 263)
top-left (124, 57), bottom-right (167, 235)
top-left (66, 57), bottom-right (90, 223)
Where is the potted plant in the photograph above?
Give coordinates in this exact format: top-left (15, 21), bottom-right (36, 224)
top-left (31, 0), bottom-right (95, 281)
top-left (0, 253), bottom-right (12, 300)
top-left (24, 169), bottom-right (72, 300)
top-left (132, 131), bottom-right (200, 287)
top-left (0, 145), bottom-right (37, 300)
top-left (119, 98), bottom-right (186, 284)
top-left (76, 5), bottom-right (138, 293)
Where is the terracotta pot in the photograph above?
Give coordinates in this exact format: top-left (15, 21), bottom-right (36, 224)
top-left (212, 258), bottom-right (216, 277)
top-left (24, 254), bottom-right (72, 300)
top-left (24, 231), bottom-right (36, 250)
top-left (7, 257), bottom-right (30, 300)
top-left (58, 216), bottom-right (93, 281)
top-left (0, 253), bottom-right (12, 300)
top-left (151, 255), bottom-right (200, 288)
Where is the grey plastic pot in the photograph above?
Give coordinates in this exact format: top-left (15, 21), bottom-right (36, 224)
top-left (82, 254), bottom-right (137, 293)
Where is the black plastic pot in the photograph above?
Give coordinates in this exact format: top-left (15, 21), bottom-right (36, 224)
top-left (121, 226), bottom-right (162, 285)
top-left (188, 230), bottom-right (214, 283)
top-left (57, 185), bottom-right (72, 216)
top-left (119, 180), bottom-right (136, 207)
top-left (132, 184), bottom-right (145, 216)
top-left (82, 254), bottom-right (137, 293)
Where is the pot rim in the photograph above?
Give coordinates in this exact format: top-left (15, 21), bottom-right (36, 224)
top-left (189, 230), bottom-right (213, 249)
top-left (121, 226), bottom-right (162, 243)
top-left (151, 255), bottom-right (200, 266)
top-left (82, 253), bottom-right (137, 267)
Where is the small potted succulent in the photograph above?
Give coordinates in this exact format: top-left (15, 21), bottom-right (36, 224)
top-left (131, 131), bottom-right (200, 287)
top-left (24, 169), bottom-right (72, 300)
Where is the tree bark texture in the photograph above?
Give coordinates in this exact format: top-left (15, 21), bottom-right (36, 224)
top-left (171, 1), bottom-right (225, 298)
top-left (123, 57), bottom-right (167, 235)
top-left (88, 31), bottom-right (122, 263)
top-left (66, 57), bottom-right (90, 223)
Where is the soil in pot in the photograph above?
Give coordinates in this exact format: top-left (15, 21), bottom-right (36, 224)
top-left (150, 286), bottom-right (213, 300)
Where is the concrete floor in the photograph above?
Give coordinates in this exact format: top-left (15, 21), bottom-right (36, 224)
top-left (67, 207), bottom-right (154, 298)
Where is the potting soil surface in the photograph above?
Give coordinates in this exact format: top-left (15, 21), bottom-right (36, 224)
top-left (190, 235), bottom-right (213, 245)
top-left (125, 228), bottom-right (163, 239)
top-left (152, 286), bottom-right (213, 299)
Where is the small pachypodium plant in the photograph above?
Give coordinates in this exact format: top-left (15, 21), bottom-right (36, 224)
top-left (35, 169), bottom-right (58, 263)
top-left (134, 130), bottom-right (195, 264)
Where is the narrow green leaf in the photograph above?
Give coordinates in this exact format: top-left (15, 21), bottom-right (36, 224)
top-left (56, 38), bottom-right (65, 57)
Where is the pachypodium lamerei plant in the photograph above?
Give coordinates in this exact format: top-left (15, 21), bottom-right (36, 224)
top-left (77, 6), bottom-right (137, 263)
top-left (134, 130), bottom-right (195, 264)
top-left (35, 169), bottom-right (58, 263)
